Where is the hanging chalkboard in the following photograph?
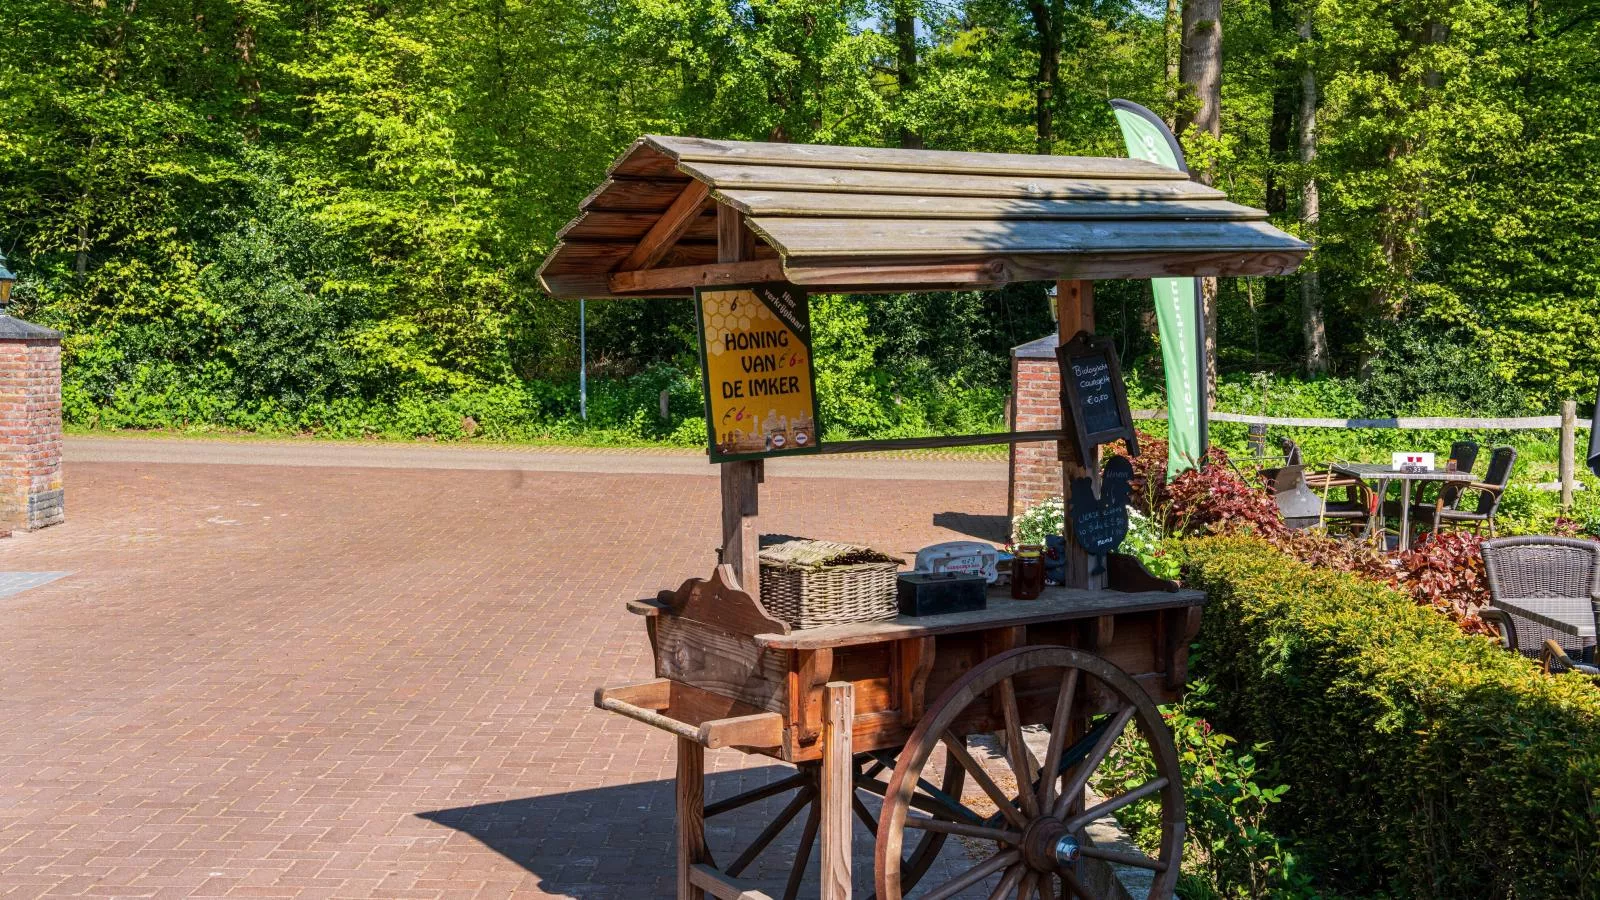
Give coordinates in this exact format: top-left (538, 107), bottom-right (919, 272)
top-left (1057, 331), bottom-right (1140, 463)
top-left (1069, 455), bottom-right (1134, 556)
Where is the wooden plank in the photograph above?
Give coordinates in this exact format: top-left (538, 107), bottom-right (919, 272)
top-left (780, 249), bottom-right (1307, 287)
top-left (607, 141), bottom-right (683, 179)
top-left (595, 678), bottom-right (674, 711)
top-left (656, 615), bottom-right (789, 714)
top-left (557, 209), bottom-right (718, 243)
top-left (678, 162), bottom-right (1223, 200)
top-left (819, 430), bottom-right (1065, 454)
top-left (751, 217), bottom-right (1306, 258)
top-left (678, 738), bottom-right (708, 900)
top-left (895, 637), bottom-right (936, 726)
top-left (538, 240), bottom-right (719, 275)
top-left (617, 181), bottom-right (714, 272)
top-left (608, 258), bottom-right (783, 295)
top-left (688, 865), bottom-right (777, 900)
top-left (820, 682), bottom-right (854, 900)
top-left (648, 135), bottom-right (1191, 180)
top-left (754, 586), bottom-right (1206, 650)
top-left (699, 712), bottom-right (785, 750)
top-left (716, 190), bottom-right (1266, 220)
top-left (1206, 411), bottom-right (1570, 429)
top-left (580, 177), bottom-right (696, 212)
top-left (790, 647), bottom-right (834, 747)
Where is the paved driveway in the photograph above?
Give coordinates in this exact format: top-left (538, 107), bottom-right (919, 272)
top-left (0, 441), bottom-right (1007, 898)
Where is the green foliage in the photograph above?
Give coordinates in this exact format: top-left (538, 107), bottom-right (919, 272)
top-left (1096, 679), bottom-right (1315, 899)
top-left (1182, 535), bottom-right (1600, 898)
top-left (2, 0), bottom-right (1594, 441)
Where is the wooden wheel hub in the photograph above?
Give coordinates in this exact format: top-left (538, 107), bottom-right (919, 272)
top-left (1020, 816), bottom-right (1076, 872)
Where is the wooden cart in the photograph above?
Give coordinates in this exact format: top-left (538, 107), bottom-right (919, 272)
top-left (541, 134), bottom-right (1307, 898)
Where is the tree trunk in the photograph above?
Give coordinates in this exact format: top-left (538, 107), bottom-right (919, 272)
top-left (1178, 0), bottom-right (1222, 402)
top-left (1263, 0), bottom-right (1293, 312)
top-left (894, 2), bottom-right (921, 148)
top-left (1297, 12), bottom-right (1330, 373)
top-left (1028, 1), bottom-right (1062, 154)
top-left (1165, 0), bottom-right (1180, 119)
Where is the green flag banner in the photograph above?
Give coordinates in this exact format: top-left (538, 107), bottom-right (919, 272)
top-left (1111, 99), bottom-right (1209, 476)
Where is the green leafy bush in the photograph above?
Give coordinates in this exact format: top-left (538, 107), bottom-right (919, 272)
top-left (1096, 680), bottom-right (1314, 899)
top-left (1182, 535), bottom-right (1600, 898)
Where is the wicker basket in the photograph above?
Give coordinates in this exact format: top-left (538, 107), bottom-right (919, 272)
top-left (759, 539), bottom-right (902, 628)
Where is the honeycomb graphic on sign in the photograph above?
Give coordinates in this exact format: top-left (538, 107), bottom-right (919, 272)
top-left (697, 286), bottom-right (817, 461)
top-left (702, 292), bottom-right (771, 358)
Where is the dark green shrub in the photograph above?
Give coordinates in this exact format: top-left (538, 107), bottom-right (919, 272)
top-left (1182, 536), bottom-right (1600, 898)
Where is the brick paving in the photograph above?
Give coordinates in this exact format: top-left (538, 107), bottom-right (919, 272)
top-left (0, 455), bottom-right (1007, 898)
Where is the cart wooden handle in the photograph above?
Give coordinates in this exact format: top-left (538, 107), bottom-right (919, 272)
top-left (596, 679), bottom-right (785, 751)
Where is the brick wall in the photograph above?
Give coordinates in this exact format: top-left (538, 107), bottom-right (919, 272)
top-left (1007, 337), bottom-right (1063, 522)
top-left (0, 329), bottom-right (64, 532)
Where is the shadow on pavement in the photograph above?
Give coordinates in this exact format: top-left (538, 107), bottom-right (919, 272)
top-left (932, 512), bottom-right (1010, 543)
top-left (418, 764), bottom-right (988, 898)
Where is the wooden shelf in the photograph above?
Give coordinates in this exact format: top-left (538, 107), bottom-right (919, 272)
top-left (752, 585), bottom-right (1205, 651)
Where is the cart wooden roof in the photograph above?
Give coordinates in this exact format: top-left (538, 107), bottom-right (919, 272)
top-left (538, 135), bottom-right (1309, 299)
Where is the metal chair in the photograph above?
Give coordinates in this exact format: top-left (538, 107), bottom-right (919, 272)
top-left (1480, 536), bottom-right (1600, 672)
top-left (1414, 445), bottom-right (1516, 537)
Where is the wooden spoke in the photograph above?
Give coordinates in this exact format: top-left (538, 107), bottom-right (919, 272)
top-left (782, 798), bottom-right (822, 900)
top-left (1050, 705), bottom-right (1135, 821)
top-left (1018, 870), bottom-right (1040, 900)
top-left (920, 849), bottom-right (1020, 900)
top-left (940, 732), bottom-right (1030, 830)
top-left (1078, 843), bottom-right (1170, 872)
top-left (1038, 669), bottom-right (1080, 812)
top-left (856, 768), bottom-right (980, 824)
top-left (901, 816), bottom-right (1021, 844)
top-left (998, 677), bottom-right (1042, 818)
top-left (1064, 776), bottom-right (1170, 833)
top-left (987, 863), bottom-right (1026, 900)
top-left (704, 772), bottom-right (808, 818)
top-left (852, 792), bottom-right (880, 835)
top-left (1058, 866), bottom-right (1093, 899)
top-left (726, 785), bottom-right (814, 877)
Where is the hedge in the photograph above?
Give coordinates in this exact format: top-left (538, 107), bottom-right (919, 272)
top-left (1182, 536), bottom-right (1600, 898)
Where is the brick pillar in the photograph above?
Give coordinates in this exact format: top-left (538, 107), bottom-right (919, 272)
top-left (1007, 335), bottom-right (1063, 522)
top-left (0, 316), bottom-right (64, 532)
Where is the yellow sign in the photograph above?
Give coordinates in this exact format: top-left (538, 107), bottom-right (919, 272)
top-left (696, 284), bottom-right (819, 461)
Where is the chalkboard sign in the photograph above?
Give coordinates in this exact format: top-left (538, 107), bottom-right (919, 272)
top-left (1057, 331), bottom-right (1139, 463)
top-left (1069, 455), bottom-right (1134, 556)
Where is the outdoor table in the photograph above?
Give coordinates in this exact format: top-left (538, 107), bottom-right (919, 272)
top-left (1491, 597), bottom-right (1598, 640)
top-left (1330, 463), bottom-right (1475, 551)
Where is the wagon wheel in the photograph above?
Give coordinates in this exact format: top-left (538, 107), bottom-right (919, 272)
top-left (874, 646), bottom-right (1184, 899)
top-left (704, 748), bottom-right (966, 899)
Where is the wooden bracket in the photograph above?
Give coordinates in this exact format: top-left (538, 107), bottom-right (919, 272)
top-left (1165, 606), bottom-right (1204, 690)
top-left (895, 637), bottom-right (937, 726)
top-left (790, 647), bottom-right (835, 746)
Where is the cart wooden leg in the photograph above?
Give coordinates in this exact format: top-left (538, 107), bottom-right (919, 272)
top-left (678, 736), bottom-right (708, 900)
top-left (821, 682), bottom-right (854, 900)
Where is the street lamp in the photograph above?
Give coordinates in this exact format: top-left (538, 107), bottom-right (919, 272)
top-left (0, 252), bottom-right (15, 314)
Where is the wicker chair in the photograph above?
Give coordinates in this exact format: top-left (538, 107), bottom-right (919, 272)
top-left (1415, 440), bottom-right (1480, 508)
top-left (1413, 445), bottom-right (1516, 537)
top-left (1480, 536), bottom-right (1600, 673)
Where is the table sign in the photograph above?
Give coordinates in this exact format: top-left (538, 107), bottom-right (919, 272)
top-left (1069, 456), bottom-right (1135, 579)
top-left (1057, 331), bottom-right (1139, 463)
top-left (696, 283), bottom-right (820, 462)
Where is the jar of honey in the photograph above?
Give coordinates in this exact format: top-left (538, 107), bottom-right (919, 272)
top-left (1011, 545), bottom-right (1045, 600)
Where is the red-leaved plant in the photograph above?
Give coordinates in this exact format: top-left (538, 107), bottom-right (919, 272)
top-left (1112, 437), bottom-right (1494, 634)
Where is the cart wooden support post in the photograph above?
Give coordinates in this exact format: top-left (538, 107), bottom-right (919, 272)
top-left (718, 204), bottom-right (764, 596)
top-left (1057, 279), bottom-right (1105, 590)
top-left (821, 682), bottom-right (855, 900)
top-left (678, 736), bottom-right (708, 900)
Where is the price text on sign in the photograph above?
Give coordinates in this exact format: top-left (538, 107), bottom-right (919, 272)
top-left (696, 283), bottom-right (820, 462)
top-left (1057, 331), bottom-right (1140, 463)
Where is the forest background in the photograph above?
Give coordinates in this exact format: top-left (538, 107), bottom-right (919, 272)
top-left (1, 0), bottom-right (1596, 451)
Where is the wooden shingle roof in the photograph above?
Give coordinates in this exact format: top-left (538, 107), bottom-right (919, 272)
top-left (538, 135), bottom-right (1308, 299)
